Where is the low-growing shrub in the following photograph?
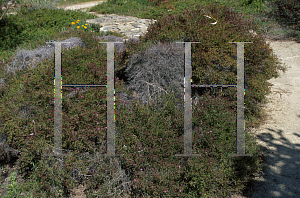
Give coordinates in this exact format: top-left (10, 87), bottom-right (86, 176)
top-left (0, 1), bottom-right (286, 197)
top-left (128, 1), bottom-right (287, 126)
top-left (0, 14), bottom-right (28, 51)
top-left (268, 0), bottom-right (300, 31)
top-left (113, 1), bottom-right (286, 196)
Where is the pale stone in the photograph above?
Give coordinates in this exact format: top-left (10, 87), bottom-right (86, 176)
top-left (249, 29), bottom-right (257, 36)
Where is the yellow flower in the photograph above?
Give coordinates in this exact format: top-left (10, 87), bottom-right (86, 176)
top-left (71, 22), bottom-right (75, 25)
top-left (84, 26), bottom-right (87, 29)
top-left (82, 25), bottom-right (84, 27)
top-left (77, 26), bottom-right (80, 29)
top-left (85, 24), bottom-right (88, 26)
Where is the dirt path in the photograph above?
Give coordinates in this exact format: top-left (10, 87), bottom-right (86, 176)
top-left (247, 39), bottom-right (300, 197)
top-left (3, 0), bottom-right (108, 16)
top-left (231, 38), bottom-right (300, 198)
top-left (56, 0), bottom-right (108, 11)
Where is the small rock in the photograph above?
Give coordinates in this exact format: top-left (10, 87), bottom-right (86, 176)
top-left (249, 29), bottom-right (257, 36)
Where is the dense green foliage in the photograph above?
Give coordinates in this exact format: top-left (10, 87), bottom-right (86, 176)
top-left (0, 4), bottom-right (99, 51)
top-left (0, 0), bottom-right (296, 197)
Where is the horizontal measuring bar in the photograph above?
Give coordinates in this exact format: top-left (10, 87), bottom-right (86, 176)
top-left (60, 85), bottom-right (238, 87)
top-left (61, 85), bottom-right (107, 87)
top-left (61, 85), bottom-right (238, 87)
top-left (191, 84), bottom-right (237, 87)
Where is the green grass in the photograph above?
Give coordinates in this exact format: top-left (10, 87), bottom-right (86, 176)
top-left (0, 0), bottom-right (298, 197)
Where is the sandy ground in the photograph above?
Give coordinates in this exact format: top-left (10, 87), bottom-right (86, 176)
top-left (249, 39), bottom-right (300, 197)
